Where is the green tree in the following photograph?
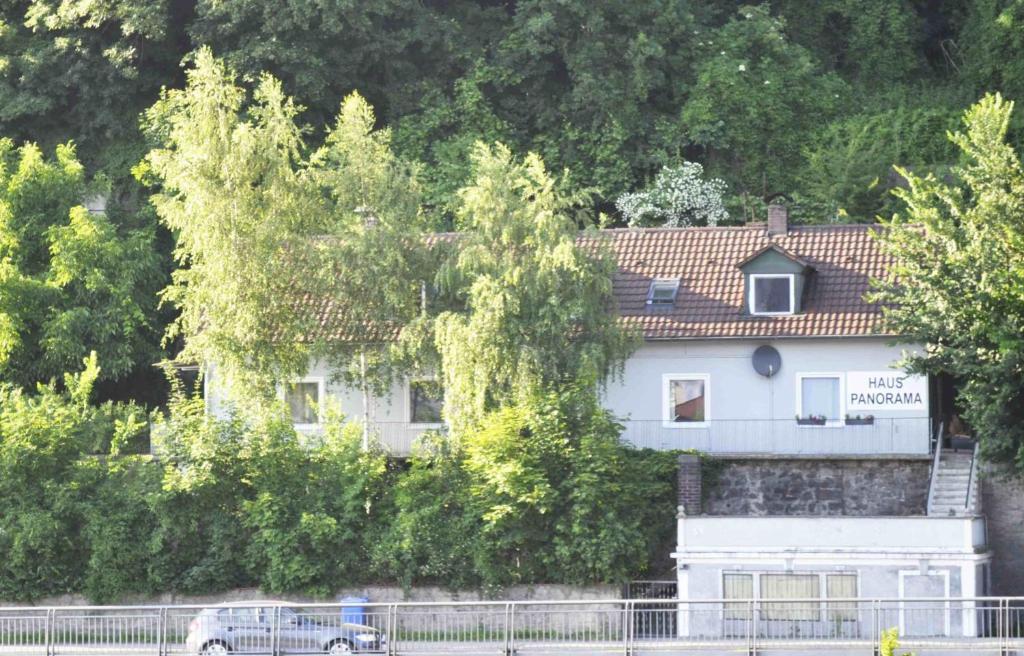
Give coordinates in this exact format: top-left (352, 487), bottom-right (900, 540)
top-left (773, 0), bottom-right (924, 84)
top-left (873, 93), bottom-right (1024, 471)
top-left (239, 412), bottom-right (392, 595)
top-left (799, 101), bottom-right (962, 221)
top-left (187, 0), bottom-right (496, 127)
top-left (434, 142), bottom-right (637, 433)
top-left (0, 141), bottom-right (161, 388)
top-left (394, 0), bottom-right (705, 216)
top-left (0, 0), bottom-right (183, 171)
top-left (372, 435), bottom-right (480, 589)
top-left (146, 51), bottom-right (432, 402)
top-left (680, 5), bottom-right (847, 217)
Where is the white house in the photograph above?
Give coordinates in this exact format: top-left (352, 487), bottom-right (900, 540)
top-left (208, 205), bottom-right (938, 457)
top-left (206, 203), bottom-right (989, 629)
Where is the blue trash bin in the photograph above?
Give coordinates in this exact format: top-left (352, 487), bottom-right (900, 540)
top-left (339, 596), bottom-right (368, 627)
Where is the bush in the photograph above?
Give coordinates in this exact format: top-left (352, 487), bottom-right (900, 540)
top-left (0, 355), bottom-right (149, 601)
top-left (0, 368), bottom-right (683, 601)
top-left (462, 385), bottom-right (679, 586)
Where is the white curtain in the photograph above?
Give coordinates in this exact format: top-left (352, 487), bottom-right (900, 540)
top-left (801, 377), bottom-right (840, 419)
top-left (723, 574), bottom-right (754, 620)
top-left (826, 574), bottom-right (858, 622)
top-left (761, 574), bottom-right (819, 620)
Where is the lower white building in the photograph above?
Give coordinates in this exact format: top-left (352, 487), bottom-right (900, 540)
top-left (672, 453), bottom-right (991, 639)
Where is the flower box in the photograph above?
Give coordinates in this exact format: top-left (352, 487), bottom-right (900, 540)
top-left (796, 416), bottom-right (827, 426)
top-left (845, 416), bottom-right (875, 426)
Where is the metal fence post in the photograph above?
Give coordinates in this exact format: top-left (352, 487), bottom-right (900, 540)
top-left (156, 606), bottom-right (166, 656)
top-left (872, 600), bottom-right (881, 656)
top-left (623, 600), bottom-right (632, 656)
top-left (622, 597), bottom-right (630, 654)
top-left (1001, 598), bottom-right (1009, 656)
top-left (45, 608), bottom-right (53, 656)
top-left (749, 599), bottom-right (758, 656)
top-left (508, 602), bottom-right (517, 656)
top-left (386, 604), bottom-right (397, 656)
top-left (271, 605), bottom-right (281, 656)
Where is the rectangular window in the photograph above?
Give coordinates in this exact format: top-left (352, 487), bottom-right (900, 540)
top-left (799, 374), bottom-right (842, 422)
top-left (826, 574), bottom-right (858, 622)
top-left (761, 573), bottom-right (819, 621)
top-left (750, 274), bottom-right (794, 315)
top-left (664, 374), bottom-right (709, 425)
top-left (723, 573), bottom-right (754, 621)
top-left (409, 379), bottom-right (444, 425)
top-left (285, 381), bottom-right (320, 425)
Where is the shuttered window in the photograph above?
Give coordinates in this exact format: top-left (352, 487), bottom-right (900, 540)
top-left (761, 574), bottom-right (819, 621)
top-left (723, 573), bottom-right (754, 620)
top-left (826, 574), bottom-right (858, 622)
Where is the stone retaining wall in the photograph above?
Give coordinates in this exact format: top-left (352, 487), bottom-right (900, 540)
top-left (703, 457), bottom-right (930, 516)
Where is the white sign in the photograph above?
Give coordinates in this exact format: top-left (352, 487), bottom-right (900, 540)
top-left (847, 371), bottom-right (927, 412)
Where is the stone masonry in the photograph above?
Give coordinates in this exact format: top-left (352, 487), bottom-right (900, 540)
top-left (982, 463), bottom-right (1024, 596)
top-left (702, 458), bottom-right (930, 516)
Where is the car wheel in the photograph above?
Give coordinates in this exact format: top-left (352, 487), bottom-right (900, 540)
top-left (201, 641), bottom-right (231, 655)
top-left (327, 639), bottom-right (352, 654)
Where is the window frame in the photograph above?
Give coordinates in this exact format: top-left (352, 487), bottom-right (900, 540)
top-left (281, 376), bottom-right (325, 429)
top-left (662, 373), bottom-right (711, 428)
top-left (721, 570), bottom-right (861, 623)
top-left (407, 377), bottom-right (444, 428)
top-left (795, 372), bottom-right (846, 428)
top-left (647, 278), bottom-right (681, 306)
top-left (749, 273), bottom-right (796, 316)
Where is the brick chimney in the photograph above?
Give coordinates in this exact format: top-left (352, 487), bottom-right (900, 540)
top-left (677, 454), bottom-right (702, 515)
top-left (767, 202), bottom-right (788, 236)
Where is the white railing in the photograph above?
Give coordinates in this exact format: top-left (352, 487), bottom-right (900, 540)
top-left (619, 417), bottom-right (931, 455)
top-left (0, 597), bottom-right (1020, 654)
top-left (966, 440), bottom-right (982, 514)
top-left (361, 417), bottom-right (933, 457)
top-left (926, 421), bottom-right (945, 515)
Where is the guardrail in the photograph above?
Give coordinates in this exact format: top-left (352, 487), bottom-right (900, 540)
top-left (1, 596), bottom-right (1023, 655)
top-left (619, 416), bottom-right (932, 455)
top-left (327, 417), bottom-right (934, 458)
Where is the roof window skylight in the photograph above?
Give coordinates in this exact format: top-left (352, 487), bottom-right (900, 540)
top-left (647, 278), bottom-right (680, 306)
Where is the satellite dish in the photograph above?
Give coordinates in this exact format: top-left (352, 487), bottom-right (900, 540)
top-left (752, 345), bottom-right (782, 378)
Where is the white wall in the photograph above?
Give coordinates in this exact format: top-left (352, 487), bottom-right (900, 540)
top-left (206, 337), bottom-right (931, 456)
top-left (603, 337), bottom-right (925, 422)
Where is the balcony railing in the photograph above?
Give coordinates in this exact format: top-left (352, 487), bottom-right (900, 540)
top-left (356, 416), bottom-right (931, 457)
top-left (619, 417), bottom-right (931, 455)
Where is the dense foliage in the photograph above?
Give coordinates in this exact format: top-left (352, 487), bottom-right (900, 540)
top-left (0, 1), bottom-right (1018, 405)
top-left (0, 367), bottom-right (680, 602)
top-left (433, 142), bottom-right (636, 432)
top-left (144, 50), bottom-right (434, 400)
top-left (0, 2), bottom-right (1010, 221)
top-left (0, 141), bottom-right (162, 389)
top-left (873, 93), bottom-right (1024, 474)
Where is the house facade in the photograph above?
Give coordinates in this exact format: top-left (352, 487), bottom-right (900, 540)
top-left (208, 205), bottom-right (936, 458)
top-left (206, 203), bottom-right (989, 633)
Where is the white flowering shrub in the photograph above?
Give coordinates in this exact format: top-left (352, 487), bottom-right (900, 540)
top-left (616, 162), bottom-right (729, 227)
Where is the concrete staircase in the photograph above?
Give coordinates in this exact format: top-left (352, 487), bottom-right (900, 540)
top-left (927, 448), bottom-right (979, 517)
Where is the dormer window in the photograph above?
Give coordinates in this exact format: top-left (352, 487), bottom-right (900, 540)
top-left (750, 274), bottom-right (795, 315)
top-left (737, 244), bottom-right (812, 316)
top-left (647, 278), bottom-right (680, 306)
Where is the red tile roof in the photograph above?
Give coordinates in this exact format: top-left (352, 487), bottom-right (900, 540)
top-left (605, 224), bottom-right (890, 339)
top-left (298, 224), bottom-right (892, 342)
